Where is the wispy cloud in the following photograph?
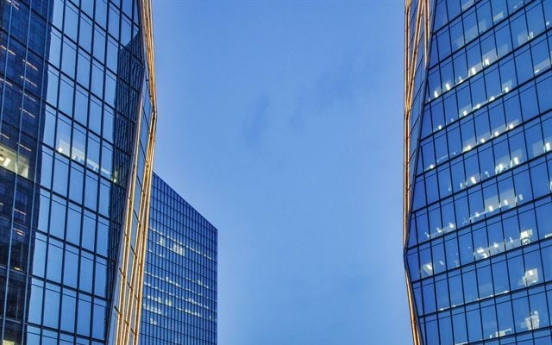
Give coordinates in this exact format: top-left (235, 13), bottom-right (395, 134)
top-left (242, 93), bottom-right (270, 148)
top-left (289, 53), bottom-right (370, 130)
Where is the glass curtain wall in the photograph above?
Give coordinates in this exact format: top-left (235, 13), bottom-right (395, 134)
top-left (405, 0), bottom-right (552, 344)
top-left (0, 1), bottom-right (157, 344)
top-left (140, 174), bottom-right (217, 345)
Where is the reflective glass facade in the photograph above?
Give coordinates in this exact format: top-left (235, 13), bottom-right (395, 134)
top-left (405, 0), bottom-right (552, 344)
top-left (140, 174), bottom-right (217, 345)
top-left (0, 0), bottom-right (157, 344)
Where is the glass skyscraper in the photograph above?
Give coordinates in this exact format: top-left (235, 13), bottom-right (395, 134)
top-left (0, 0), bottom-right (157, 344)
top-left (405, 0), bottom-right (552, 344)
top-left (140, 174), bottom-right (217, 345)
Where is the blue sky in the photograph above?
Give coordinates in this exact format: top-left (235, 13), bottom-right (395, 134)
top-left (152, 1), bottom-right (411, 344)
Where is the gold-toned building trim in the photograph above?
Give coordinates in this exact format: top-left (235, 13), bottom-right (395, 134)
top-left (112, 0), bottom-right (158, 344)
top-left (134, 1), bottom-right (158, 341)
top-left (404, 1), bottom-right (431, 344)
top-left (142, 0), bottom-right (158, 109)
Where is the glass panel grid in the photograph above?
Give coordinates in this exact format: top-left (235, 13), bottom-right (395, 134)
top-left (406, 1), bottom-right (552, 344)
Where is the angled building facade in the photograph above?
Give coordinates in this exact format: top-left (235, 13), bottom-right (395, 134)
top-left (405, 0), bottom-right (552, 344)
top-left (0, 0), bottom-right (157, 344)
top-left (140, 174), bottom-right (217, 345)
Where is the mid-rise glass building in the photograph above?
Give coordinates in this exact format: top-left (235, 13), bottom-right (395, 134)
top-left (140, 174), bottom-right (217, 345)
top-left (404, 0), bottom-right (552, 344)
top-left (0, 0), bottom-right (157, 344)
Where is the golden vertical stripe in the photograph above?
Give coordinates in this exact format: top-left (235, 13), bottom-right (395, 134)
top-left (404, 1), bottom-right (431, 344)
top-left (112, 0), bottom-right (158, 344)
